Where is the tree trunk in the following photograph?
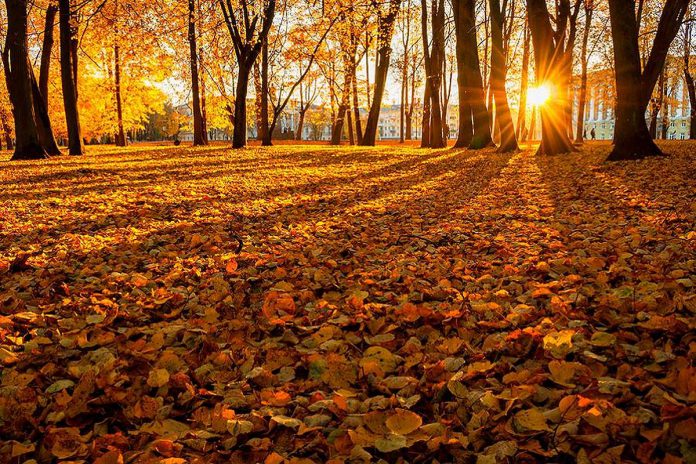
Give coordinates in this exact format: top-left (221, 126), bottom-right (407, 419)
top-left (406, 59), bottom-right (416, 140)
top-left (453, 0), bottom-right (472, 148)
top-left (685, 27), bottom-right (696, 139)
top-left (233, 64), bottom-right (251, 149)
top-left (188, 0), bottom-right (206, 146)
top-left (361, 45), bottom-right (390, 146)
top-left (687, 73), bottom-right (696, 139)
top-left (610, 6), bottom-right (657, 157)
top-left (0, 108), bottom-right (13, 150)
top-left (454, 0), bottom-right (492, 149)
top-left (400, 49), bottom-right (407, 143)
top-left (114, 43), bottom-right (127, 147)
top-left (660, 97), bottom-right (669, 140)
top-left (517, 19), bottom-right (530, 140)
top-left (526, 0), bottom-right (575, 155)
top-left (422, 0), bottom-right (446, 149)
top-left (361, 0), bottom-right (400, 146)
top-left (39, 4), bottom-right (58, 108)
top-left (31, 67), bottom-right (61, 155)
top-left (351, 58), bottom-right (363, 143)
top-left (528, 105), bottom-right (537, 140)
top-left (650, 70), bottom-right (665, 138)
top-left (575, 4), bottom-right (592, 143)
top-left (347, 104), bottom-right (355, 144)
top-left (3, 0), bottom-right (47, 160)
top-left (365, 31), bottom-right (371, 109)
top-left (607, 0), bottom-right (688, 160)
top-left (331, 56), bottom-right (353, 145)
top-left (296, 108), bottom-right (307, 141)
top-left (489, 0), bottom-right (518, 152)
top-left (200, 49), bottom-right (209, 143)
top-left (59, 0), bottom-right (84, 155)
top-left (421, 81), bottom-right (431, 147)
top-left (260, 38), bottom-right (272, 146)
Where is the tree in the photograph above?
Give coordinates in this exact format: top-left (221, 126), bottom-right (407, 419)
top-left (2, 0), bottom-right (48, 160)
top-left (517, 18), bottom-right (530, 141)
top-left (331, 37), bottom-right (358, 145)
top-left (360, 0), bottom-right (401, 146)
top-left (219, 0), bottom-right (276, 149)
top-left (189, 0), bottom-right (207, 146)
top-left (682, 11), bottom-right (696, 139)
top-left (420, 0), bottom-right (446, 148)
top-left (489, 0), bottom-right (518, 152)
top-left (526, 0), bottom-right (576, 155)
top-left (453, 0), bottom-right (492, 149)
top-left (575, 0), bottom-right (594, 143)
top-left (295, 75), bottom-right (319, 140)
top-left (39, 3), bottom-right (58, 108)
top-left (59, 0), bottom-right (84, 155)
top-left (607, 0), bottom-right (688, 160)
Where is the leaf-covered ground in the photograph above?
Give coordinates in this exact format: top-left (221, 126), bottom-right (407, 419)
top-left (1, 142), bottom-right (695, 463)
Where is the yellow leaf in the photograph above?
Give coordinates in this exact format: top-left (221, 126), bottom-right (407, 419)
top-left (543, 330), bottom-right (575, 358)
top-left (385, 408), bottom-right (422, 435)
top-left (147, 368), bottom-right (170, 388)
top-left (374, 434), bottom-right (408, 452)
top-left (513, 408), bottom-right (550, 432)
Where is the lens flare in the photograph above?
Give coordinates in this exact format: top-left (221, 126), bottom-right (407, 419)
top-left (528, 84), bottom-right (551, 106)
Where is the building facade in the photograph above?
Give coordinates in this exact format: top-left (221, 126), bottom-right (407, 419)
top-left (581, 63), bottom-right (694, 140)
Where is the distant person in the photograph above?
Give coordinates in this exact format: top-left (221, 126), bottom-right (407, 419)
top-left (583, 128), bottom-right (587, 139)
top-left (591, 128), bottom-right (596, 140)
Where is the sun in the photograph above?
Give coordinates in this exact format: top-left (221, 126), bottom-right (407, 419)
top-left (528, 84), bottom-right (551, 106)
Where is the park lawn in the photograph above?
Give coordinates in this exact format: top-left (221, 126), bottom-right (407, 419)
top-left (0, 142), bottom-right (695, 463)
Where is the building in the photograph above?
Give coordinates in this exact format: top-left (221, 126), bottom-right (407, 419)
top-left (580, 60), bottom-right (694, 140)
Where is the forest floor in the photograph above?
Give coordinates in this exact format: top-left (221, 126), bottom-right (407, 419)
top-left (0, 142), bottom-right (695, 463)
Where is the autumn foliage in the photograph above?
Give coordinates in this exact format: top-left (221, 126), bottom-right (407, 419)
top-left (0, 142), bottom-right (694, 462)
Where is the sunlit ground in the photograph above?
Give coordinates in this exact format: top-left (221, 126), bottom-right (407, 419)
top-left (0, 142), bottom-right (694, 462)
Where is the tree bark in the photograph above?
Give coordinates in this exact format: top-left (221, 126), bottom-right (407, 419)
top-left (526, 0), bottom-right (575, 155)
top-left (188, 0), bottom-right (206, 146)
top-left (39, 4), bottom-right (58, 108)
top-left (218, 0), bottom-right (275, 149)
top-left (406, 56), bottom-right (416, 140)
top-left (31, 65), bottom-right (62, 155)
top-left (233, 64), bottom-right (251, 148)
top-left (649, 70), bottom-right (665, 138)
top-left (607, 0), bottom-right (688, 160)
top-left (59, 0), bottom-right (84, 155)
top-left (684, 22), bottom-right (696, 139)
top-left (421, 78), bottom-right (431, 147)
top-left (421, 0), bottom-right (446, 148)
top-left (0, 108), bottom-right (13, 150)
top-left (351, 56), bottom-right (363, 143)
top-left (114, 43), bottom-right (127, 146)
top-left (489, 0), bottom-right (518, 152)
top-left (517, 19), bottom-right (530, 140)
top-left (260, 37), bottom-right (272, 146)
top-left (686, 71), bottom-right (696, 139)
top-left (452, 0), bottom-right (472, 147)
top-left (2, 0), bottom-right (47, 160)
top-left (296, 109), bottom-right (306, 141)
top-left (575, 2), bottom-right (592, 143)
top-left (360, 0), bottom-right (400, 146)
top-left (331, 54), bottom-right (354, 145)
top-left (454, 0), bottom-right (492, 149)
top-left (200, 48), bottom-right (209, 143)
top-left (400, 48), bottom-right (407, 143)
